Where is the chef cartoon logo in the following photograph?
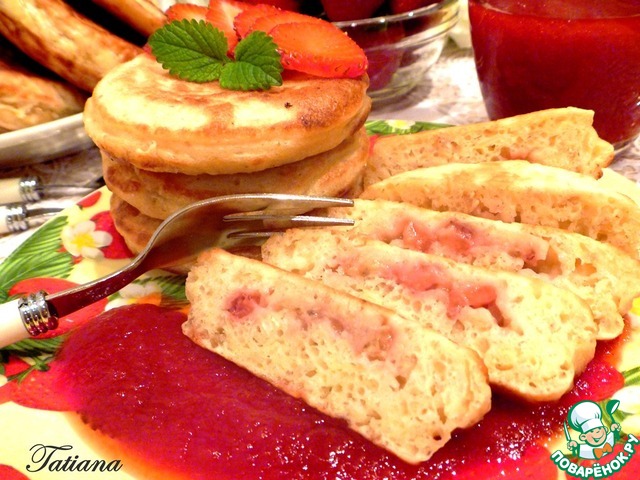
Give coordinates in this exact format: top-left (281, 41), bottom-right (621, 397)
top-left (550, 399), bottom-right (639, 479)
top-left (565, 400), bottom-right (621, 460)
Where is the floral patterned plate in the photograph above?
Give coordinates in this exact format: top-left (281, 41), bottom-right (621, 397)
top-left (1, 120), bottom-right (639, 479)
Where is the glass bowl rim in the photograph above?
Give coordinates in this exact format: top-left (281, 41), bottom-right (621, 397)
top-left (332, 0), bottom-right (459, 29)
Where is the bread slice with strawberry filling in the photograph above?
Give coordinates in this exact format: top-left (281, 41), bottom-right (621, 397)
top-left (184, 248), bottom-right (492, 465)
top-left (319, 199), bottom-right (640, 340)
top-left (361, 161), bottom-right (640, 259)
top-left (261, 229), bottom-right (598, 403)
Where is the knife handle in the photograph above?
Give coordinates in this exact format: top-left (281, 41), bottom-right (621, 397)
top-left (0, 292), bottom-right (57, 348)
top-left (0, 177), bottom-right (41, 204)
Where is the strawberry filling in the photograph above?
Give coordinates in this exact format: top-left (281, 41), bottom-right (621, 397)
top-left (225, 289), bottom-right (267, 319)
top-left (382, 261), bottom-right (499, 318)
top-left (400, 218), bottom-right (477, 254)
top-left (384, 217), bottom-right (547, 269)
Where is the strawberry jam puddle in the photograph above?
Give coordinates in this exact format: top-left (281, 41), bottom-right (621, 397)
top-left (23, 304), bottom-right (630, 479)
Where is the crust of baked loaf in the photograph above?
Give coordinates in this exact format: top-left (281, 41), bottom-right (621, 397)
top-left (321, 199), bottom-right (640, 340)
top-left (0, 0), bottom-right (141, 92)
top-left (184, 249), bottom-right (491, 464)
top-left (262, 229), bottom-right (598, 402)
top-left (363, 107), bottom-right (613, 188)
top-left (360, 161), bottom-right (640, 259)
top-left (103, 128), bottom-right (369, 219)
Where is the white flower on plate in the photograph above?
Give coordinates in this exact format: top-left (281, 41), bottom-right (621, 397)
top-left (106, 282), bottom-right (163, 309)
top-left (386, 119), bottom-right (414, 130)
top-left (61, 220), bottom-right (112, 259)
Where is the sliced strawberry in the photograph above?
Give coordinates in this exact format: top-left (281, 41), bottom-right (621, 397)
top-left (241, 0), bottom-right (302, 11)
top-left (166, 3), bottom-right (209, 22)
top-left (270, 21), bottom-right (368, 78)
top-left (234, 3), bottom-right (283, 38)
top-left (320, 0), bottom-right (385, 22)
top-left (248, 10), bottom-right (325, 35)
top-left (206, 0), bottom-right (247, 53)
top-left (390, 0), bottom-right (440, 15)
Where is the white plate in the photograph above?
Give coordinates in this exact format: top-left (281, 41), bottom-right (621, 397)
top-left (0, 113), bottom-right (95, 168)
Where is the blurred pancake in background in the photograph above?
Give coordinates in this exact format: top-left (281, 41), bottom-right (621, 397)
top-left (0, 36), bottom-right (87, 132)
top-left (0, 0), bottom-right (147, 92)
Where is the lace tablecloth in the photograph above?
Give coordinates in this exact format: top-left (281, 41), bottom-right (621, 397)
top-left (0, 44), bottom-right (639, 262)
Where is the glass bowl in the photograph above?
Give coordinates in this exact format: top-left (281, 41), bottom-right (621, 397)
top-left (334, 0), bottom-right (459, 106)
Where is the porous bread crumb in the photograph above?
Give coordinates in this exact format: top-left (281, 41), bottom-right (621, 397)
top-left (363, 107), bottom-right (613, 187)
top-left (262, 229), bottom-right (598, 402)
top-left (321, 199), bottom-right (640, 340)
top-left (360, 161), bottom-right (640, 260)
top-left (184, 249), bottom-right (491, 464)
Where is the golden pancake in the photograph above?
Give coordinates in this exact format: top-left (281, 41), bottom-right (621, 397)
top-left (103, 128), bottom-right (369, 219)
top-left (110, 192), bottom-right (158, 255)
top-left (84, 53), bottom-right (371, 175)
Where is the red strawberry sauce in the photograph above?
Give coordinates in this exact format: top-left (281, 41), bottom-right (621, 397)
top-left (47, 304), bottom-right (629, 479)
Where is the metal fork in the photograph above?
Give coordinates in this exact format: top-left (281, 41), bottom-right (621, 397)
top-left (0, 193), bottom-right (354, 348)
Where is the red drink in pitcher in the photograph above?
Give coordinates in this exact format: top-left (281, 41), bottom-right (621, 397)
top-left (469, 0), bottom-right (640, 148)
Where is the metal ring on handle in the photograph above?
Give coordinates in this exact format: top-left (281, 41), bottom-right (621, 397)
top-left (18, 291), bottom-right (57, 337)
top-left (4, 204), bottom-right (28, 233)
top-left (19, 176), bottom-right (43, 202)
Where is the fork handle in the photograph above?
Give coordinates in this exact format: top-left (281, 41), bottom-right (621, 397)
top-left (0, 292), bottom-right (58, 348)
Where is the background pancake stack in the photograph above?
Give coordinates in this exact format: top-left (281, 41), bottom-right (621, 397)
top-left (0, 0), bottom-right (165, 132)
top-left (83, 54), bottom-right (372, 255)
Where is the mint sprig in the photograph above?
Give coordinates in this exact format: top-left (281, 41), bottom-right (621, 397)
top-left (148, 20), bottom-right (283, 91)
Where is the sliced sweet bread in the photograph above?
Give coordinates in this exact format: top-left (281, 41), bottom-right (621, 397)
top-left (184, 248), bottom-right (491, 465)
top-left (261, 230), bottom-right (598, 402)
top-left (321, 199), bottom-right (640, 340)
top-left (363, 107), bottom-right (613, 188)
top-left (360, 161), bottom-right (640, 259)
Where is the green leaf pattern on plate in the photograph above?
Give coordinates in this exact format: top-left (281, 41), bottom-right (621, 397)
top-left (0, 215), bottom-right (73, 304)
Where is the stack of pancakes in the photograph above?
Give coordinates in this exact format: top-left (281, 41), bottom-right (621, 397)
top-left (83, 53), bottom-right (371, 254)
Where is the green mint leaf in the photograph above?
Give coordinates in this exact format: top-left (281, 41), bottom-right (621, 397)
top-left (219, 62), bottom-right (279, 91)
top-left (220, 31), bottom-right (283, 91)
top-left (235, 32), bottom-right (283, 80)
top-left (149, 19), bottom-right (229, 83)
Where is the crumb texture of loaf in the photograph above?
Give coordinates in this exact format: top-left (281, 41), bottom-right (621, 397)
top-left (322, 199), bottom-right (640, 340)
top-left (184, 249), bottom-right (491, 465)
top-left (363, 107), bottom-right (613, 187)
top-left (360, 161), bottom-right (640, 260)
top-left (262, 230), bottom-right (598, 402)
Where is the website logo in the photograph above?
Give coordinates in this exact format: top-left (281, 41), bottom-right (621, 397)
top-left (550, 400), bottom-right (638, 478)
